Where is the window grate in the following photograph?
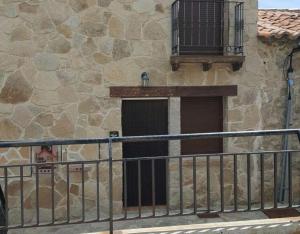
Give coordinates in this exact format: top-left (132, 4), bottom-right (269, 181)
top-left (172, 0), bottom-right (244, 56)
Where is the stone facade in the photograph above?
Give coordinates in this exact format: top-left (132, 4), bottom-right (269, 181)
top-left (0, 0), bottom-right (299, 231)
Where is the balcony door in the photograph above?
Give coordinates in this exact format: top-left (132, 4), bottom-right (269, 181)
top-left (178, 0), bottom-right (224, 55)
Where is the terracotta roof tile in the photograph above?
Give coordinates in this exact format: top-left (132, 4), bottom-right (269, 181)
top-left (258, 10), bottom-right (300, 40)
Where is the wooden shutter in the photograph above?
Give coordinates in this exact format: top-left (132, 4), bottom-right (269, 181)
top-left (178, 0), bottom-right (224, 55)
top-left (181, 97), bottom-right (223, 155)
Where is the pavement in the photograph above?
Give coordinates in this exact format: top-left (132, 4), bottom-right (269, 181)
top-left (8, 210), bottom-right (300, 234)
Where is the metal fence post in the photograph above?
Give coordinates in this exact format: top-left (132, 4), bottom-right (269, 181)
top-left (3, 169), bottom-right (7, 234)
top-left (108, 138), bottom-right (113, 234)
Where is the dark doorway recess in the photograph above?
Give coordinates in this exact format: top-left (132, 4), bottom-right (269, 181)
top-left (181, 97), bottom-right (223, 155)
top-left (122, 100), bottom-right (168, 207)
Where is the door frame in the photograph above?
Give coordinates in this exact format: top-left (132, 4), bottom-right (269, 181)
top-left (122, 98), bottom-right (169, 100)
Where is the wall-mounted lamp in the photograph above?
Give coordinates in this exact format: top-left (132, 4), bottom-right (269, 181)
top-left (287, 67), bottom-right (294, 80)
top-left (141, 72), bottom-right (149, 87)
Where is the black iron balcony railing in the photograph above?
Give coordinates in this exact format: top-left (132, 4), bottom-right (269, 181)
top-left (172, 0), bottom-right (244, 55)
top-left (0, 129), bottom-right (299, 233)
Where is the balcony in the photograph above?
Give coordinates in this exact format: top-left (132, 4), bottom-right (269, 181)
top-left (0, 130), bottom-right (299, 233)
top-left (171, 0), bottom-right (245, 71)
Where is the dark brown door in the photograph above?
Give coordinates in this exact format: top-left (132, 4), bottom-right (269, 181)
top-left (179, 0), bottom-right (224, 54)
top-left (181, 97), bottom-right (223, 155)
top-left (122, 100), bottom-right (168, 207)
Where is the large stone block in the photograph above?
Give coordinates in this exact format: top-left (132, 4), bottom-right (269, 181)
top-left (143, 21), bottom-right (167, 40)
top-left (56, 24), bottom-right (72, 39)
top-left (93, 52), bottom-right (112, 64)
top-left (0, 54), bottom-right (25, 72)
top-left (80, 22), bottom-right (107, 37)
top-left (57, 86), bottom-right (79, 103)
top-left (35, 113), bottom-right (54, 127)
top-left (78, 97), bottom-right (101, 114)
top-left (48, 35), bottom-right (71, 54)
top-left (10, 26), bottom-right (32, 41)
top-left (69, 0), bottom-right (89, 12)
top-left (133, 0), bottom-right (155, 13)
top-left (1, 4), bottom-right (18, 18)
top-left (25, 122), bottom-right (44, 139)
top-left (12, 105), bottom-right (33, 128)
top-left (31, 90), bottom-right (61, 106)
top-left (125, 16), bottom-right (142, 40)
top-left (88, 113), bottom-right (103, 127)
top-left (34, 53), bottom-right (60, 71)
top-left (109, 16), bottom-right (124, 39)
top-left (112, 39), bottom-right (132, 60)
top-left (0, 118), bottom-right (21, 140)
top-left (8, 41), bottom-right (38, 57)
top-left (34, 72), bottom-right (60, 91)
top-left (81, 38), bottom-right (97, 56)
top-left (44, 1), bottom-right (72, 26)
top-left (50, 114), bottom-right (75, 138)
top-left (98, 0), bottom-right (113, 7)
top-left (0, 71), bottom-right (32, 104)
top-left (18, 2), bottom-right (39, 14)
top-left (80, 71), bottom-right (102, 85)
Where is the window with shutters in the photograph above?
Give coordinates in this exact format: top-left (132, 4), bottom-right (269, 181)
top-left (171, 0), bottom-right (245, 71)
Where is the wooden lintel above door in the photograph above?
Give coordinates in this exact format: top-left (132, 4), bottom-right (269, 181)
top-left (110, 86), bottom-right (237, 98)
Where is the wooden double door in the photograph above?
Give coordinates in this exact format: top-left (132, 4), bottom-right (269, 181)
top-left (122, 97), bottom-right (223, 207)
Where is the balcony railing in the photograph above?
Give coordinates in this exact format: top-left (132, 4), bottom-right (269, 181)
top-left (0, 129), bottom-right (299, 233)
top-left (171, 0), bottom-right (244, 56)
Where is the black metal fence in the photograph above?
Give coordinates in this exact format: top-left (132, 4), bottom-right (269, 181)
top-left (0, 129), bottom-right (299, 233)
top-left (172, 0), bottom-right (244, 55)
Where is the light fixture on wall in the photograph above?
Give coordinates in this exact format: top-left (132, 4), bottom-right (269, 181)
top-left (141, 72), bottom-right (149, 87)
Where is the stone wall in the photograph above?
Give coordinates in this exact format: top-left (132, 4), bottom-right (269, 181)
top-left (257, 40), bottom-right (300, 205)
top-left (0, 0), bottom-right (300, 230)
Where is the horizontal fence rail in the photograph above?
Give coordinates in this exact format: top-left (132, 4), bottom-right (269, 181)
top-left (0, 129), bottom-right (299, 233)
top-left (0, 129), bottom-right (299, 147)
top-left (172, 0), bottom-right (244, 55)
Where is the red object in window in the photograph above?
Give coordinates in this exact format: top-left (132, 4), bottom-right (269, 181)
top-left (35, 146), bottom-right (59, 173)
top-left (36, 145), bottom-right (58, 164)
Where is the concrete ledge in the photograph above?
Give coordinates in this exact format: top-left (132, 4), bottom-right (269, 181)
top-left (93, 217), bottom-right (300, 234)
top-left (170, 55), bottom-right (245, 71)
